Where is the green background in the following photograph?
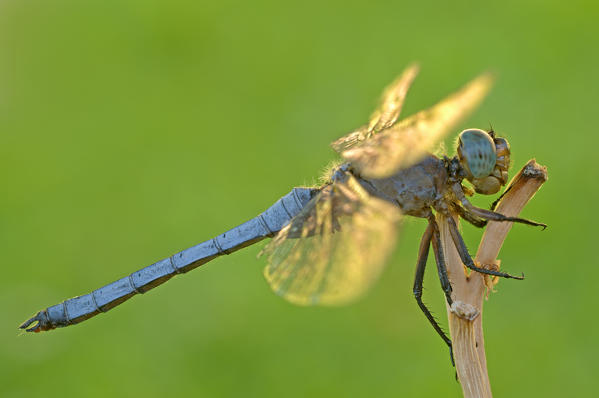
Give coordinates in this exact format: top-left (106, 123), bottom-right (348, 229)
top-left (1, 1), bottom-right (596, 397)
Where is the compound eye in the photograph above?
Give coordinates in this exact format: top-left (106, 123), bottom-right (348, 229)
top-left (458, 129), bottom-right (497, 178)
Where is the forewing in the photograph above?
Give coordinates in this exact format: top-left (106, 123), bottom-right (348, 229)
top-left (260, 176), bottom-right (401, 306)
top-left (341, 73), bottom-right (494, 179)
top-left (367, 63), bottom-right (420, 133)
top-left (331, 64), bottom-right (420, 153)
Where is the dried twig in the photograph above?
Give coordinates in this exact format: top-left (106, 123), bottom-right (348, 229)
top-left (438, 159), bottom-right (547, 398)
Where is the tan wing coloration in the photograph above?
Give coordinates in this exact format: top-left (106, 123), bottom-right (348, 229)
top-left (340, 72), bottom-right (494, 179)
top-left (260, 175), bottom-right (401, 306)
top-left (331, 64), bottom-right (420, 153)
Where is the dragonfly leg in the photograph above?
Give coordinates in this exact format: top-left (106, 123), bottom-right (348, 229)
top-left (452, 183), bottom-right (546, 229)
top-left (413, 218), bottom-right (454, 365)
top-left (445, 215), bottom-right (524, 280)
top-left (451, 203), bottom-right (487, 229)
top-left (465, 203), bottom-right (546, 229)
top-left (489, 183), bottom-right (514, 211)
top-left (429, 215), bottom-right (453, 305)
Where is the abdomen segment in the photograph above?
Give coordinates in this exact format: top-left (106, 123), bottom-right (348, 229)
top-left (20, 187), bottom-right (316, 332)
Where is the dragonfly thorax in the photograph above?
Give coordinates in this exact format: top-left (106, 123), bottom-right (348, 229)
top-left (456, 129), bottom-right (511, 195)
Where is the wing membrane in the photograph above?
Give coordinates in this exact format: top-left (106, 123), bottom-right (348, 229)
top-left (341, 73), bottom-right (494, 178)
top-left (331, 64), bottom-right (420, 153)
top-left (260, 175), bottom-right (401, 306)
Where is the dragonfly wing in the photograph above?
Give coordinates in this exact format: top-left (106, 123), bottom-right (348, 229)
top-left (260, 175), bottom-right (401, 306)
top-left (341, 73), bottom-right (494, 179)
top-left (367, 63), bottom-right (420, 134)
top-left (331, 64), bottom-right (420, 153)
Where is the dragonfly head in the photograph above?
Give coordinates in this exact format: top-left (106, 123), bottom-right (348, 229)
top-left (457, 129), bottom-right (511, 195)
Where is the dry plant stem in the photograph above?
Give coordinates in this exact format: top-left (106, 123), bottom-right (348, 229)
top-left (438, 159), bottom-right (547, 398)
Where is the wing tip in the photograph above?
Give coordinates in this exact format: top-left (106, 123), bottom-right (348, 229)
top-left (405, 62), bottom-right (421, 76)
top-left (468, 71), bottom-right (496, 97)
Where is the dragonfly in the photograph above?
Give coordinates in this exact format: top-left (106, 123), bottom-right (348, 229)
top-left (20, 65), bottom-right (545, 361)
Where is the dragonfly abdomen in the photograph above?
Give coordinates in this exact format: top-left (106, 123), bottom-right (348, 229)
top-left (20, 187), bottom-right (316, 332)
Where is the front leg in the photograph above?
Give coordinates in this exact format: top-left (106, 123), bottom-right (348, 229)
top-left (451, 203), bottom-right (487, 229)
top-left (489, 183), bottom-right (513, 211)
top-left (452, 183), bottom-right (547, 229)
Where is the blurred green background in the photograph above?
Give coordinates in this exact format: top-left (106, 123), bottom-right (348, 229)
top-left (1, 0), bottom-right (597, 397)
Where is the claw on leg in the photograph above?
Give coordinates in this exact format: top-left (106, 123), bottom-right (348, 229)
top-left (446, 216), bottom-right (525, 280)
top-left (476, 260), bottom-right (502, 294)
